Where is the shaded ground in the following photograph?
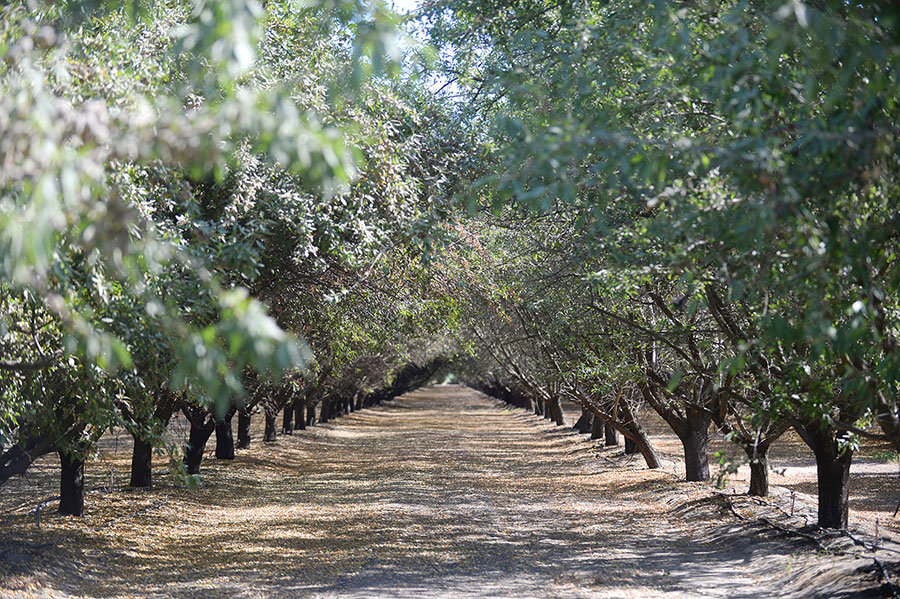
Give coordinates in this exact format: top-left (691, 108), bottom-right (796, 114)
top-left (1, 385), bottom-right (898, 598)
top-left (604, 404), bottom-right (900, 536)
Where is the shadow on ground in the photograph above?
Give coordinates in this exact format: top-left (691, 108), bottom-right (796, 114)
top-left (0, 385), bottom-right (894, 598)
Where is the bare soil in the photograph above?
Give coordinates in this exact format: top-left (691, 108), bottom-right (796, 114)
top-left (1, 385), bottom-right (898, 598)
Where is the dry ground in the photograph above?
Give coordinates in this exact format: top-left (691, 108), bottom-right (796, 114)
top-left (1, 384), bottom-right (899, 598)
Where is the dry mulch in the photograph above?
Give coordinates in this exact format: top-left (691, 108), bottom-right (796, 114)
top-left (1, 385), bottom-right (898, 598)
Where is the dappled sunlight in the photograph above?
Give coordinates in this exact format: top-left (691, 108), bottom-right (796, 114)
top-left (1, 386), bottom-right (891, 598)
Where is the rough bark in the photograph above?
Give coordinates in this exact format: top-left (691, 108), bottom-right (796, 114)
top-left (58, 451), bottom-right (84, 516)
top-left (522, 393), bottom-right (535, 413)
top-left (293, 397), bottom-right (306, 431)
top-left (306, 402), bottom-right (317, 427)
top-left (183, 411), bottom-right (215, 475)
top-left (748, 454), bottom-right (769, 497)
top-left (129, 436), bottom-right (153, 487)
top-left (638, 376), bottom-right (717, 483)
top-left (590, 414), bottom-right (604, 440)
top-left (546, 396), bottom-right (565, 426)
top-left (624, 435), bottom-right (639, 455)
top-left (604, 421), bottom-right (619, 446)
top-left (282, 403), bottom-right (294, 435)
top-left (618, 399), bottom-right (661, 468)
top-left (680, 419), bottom-right (710, 482)
top-left (264, 411), bottom-right (277, 443)
top-left (215, 413), bottom-right (235, 460)
top-left (237, 411), bottom-right (251, 449)
top-left (814, 449), bottom-right (852, 529)
top-left (802, 424), bottom-right (854, 529)
top-left (572, 408), bottom-right (592, 434)
top-left (125, 389), bottom-right (176, 489)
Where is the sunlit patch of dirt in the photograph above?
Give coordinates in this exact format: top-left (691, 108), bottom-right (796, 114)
top-left (1, 385), bottom-right (897, 598)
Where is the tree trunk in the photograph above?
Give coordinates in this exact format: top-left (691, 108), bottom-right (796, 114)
top-left (680, 419), bottom-right (710, 481)
top-left (58, 451), bottom-right (84, 516)
top-left (184, 417), bottom-right (215, 475)
top-left (319, 401), bottom-right (330, 424)
top-left (604, 421), bottom-right (619, 446)
top-left (129, 436), bottom-right (153, 487)
top-left (282, 403), bottom-right (294, 435)
top-left (573, 408), bottom-right (592, 434)
top-left (264, 411), bottom-right (277, 443)
top-left (293, 398), bottom-right (306, 430)
top-left (624, 435), bottom-right (639, 455)
top-left (521, 393), bottom-right (534, 412)
top-left (534, 398), bottom-right (544, 416)
top-left (215, 415), bottom-right (235, 460)
top-left (807, 428), bottom-right (853, 529)
top-left (815, 452), bottom-right (852, 529)
top-left (591, 414), bottom-right (604, 440)
top-left (306, 402), bottom-right (317, 427)
top-left (631, 430), bottom-right (661, 469)
top-left (618, 399), bottom-right (660, 468)
top-left (547, 396), bottom-right (565, 425)
top-left (0, 435), bottom-right (57, 487)
top-left (748, 453), bottom-right (769, 497)
top-left (543, 398), bottom-right (553, 420)
top-left (237, 411), bottom-right (251, 449)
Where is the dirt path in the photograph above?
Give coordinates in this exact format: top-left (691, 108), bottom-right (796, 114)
top-left (0, 385), bottom-right (893, 598)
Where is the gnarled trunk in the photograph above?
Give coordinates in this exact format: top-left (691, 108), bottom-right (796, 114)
top-left (306, 402), bottom-right (317, 427)
top-left (58, 451), bottom-right (84, 516)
